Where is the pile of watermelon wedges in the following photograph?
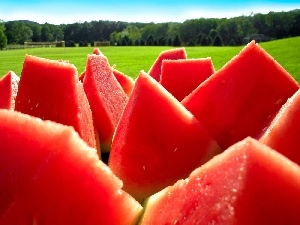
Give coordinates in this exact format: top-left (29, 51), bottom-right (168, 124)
top-left (1, 40), bottom-right (300, 225)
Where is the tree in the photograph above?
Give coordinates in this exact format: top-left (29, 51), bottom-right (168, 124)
top-left (213, 35), bottom-right (223, 46)
top-left (209, 29), bottom-right (218, 40)
top-left (140, 39), bottom-right (145, 46)
top-left (52, 25), bottom-right (64, 41)
top-left (167, 38), bottom-right (172, 46)
top-left (110, 31), bottom-right (119, 45)
top-left (200, 35), bottom-right (211, 46)
top-left (146, 34), bottom-right (154, 46)
top-left (10, 22), bottom-right (33, 44)
top-left (29, 23), bottom-right (42, 42)
top-left (172, 34), bottom-right (181, 46)
top-left (41, 23), bottom-right (53, 42)
top-left (159, 37), bottom-right (166, 46)
top-left (134, 39), bottom-right (140, 46)
top-left (0, 30), bottom-right (7, 50)
top-left (0, 21), bottom-right (7, 50)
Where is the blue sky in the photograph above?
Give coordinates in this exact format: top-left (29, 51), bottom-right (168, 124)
top-left (1, 0), bottom-right (299, 24)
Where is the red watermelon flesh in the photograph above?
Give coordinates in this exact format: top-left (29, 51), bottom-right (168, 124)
top-left (83, 53), bottom-right (128, 152)
top-left (259, 89), bottom-right (300, 165)
top-left (113, 68), bottom-right (135, 97)
top-left (182, 41), bottom-right (299, 149)
top-left (93, 47), bottom-right (103, 55)
top-left (108, 71), bottom-right (221, 202)
top-left (139, 137), bottom-right (300, 225)
top-left (79, 70), bottom-right (85, 83)
top-left (0, 71), bottom-right (19, 110)
top-left (160, 58), bottom-right (215, 101)
top-left (148, 48), bottom-right (187, 82)
top-left (14, 55), bottom-right (96, 150)
top-left (0, 109), bottom-right (143, 225)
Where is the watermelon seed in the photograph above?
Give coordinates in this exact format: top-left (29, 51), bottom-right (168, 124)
top-left (36, 103), bottom-right (39, 107)
top-left (143, 165), bottom-right (146, 171)
top-left (174, 147), bottom-right (177, 152)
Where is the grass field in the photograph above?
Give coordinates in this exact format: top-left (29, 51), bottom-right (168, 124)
top-left (0, 36), bottom-right (299, 81)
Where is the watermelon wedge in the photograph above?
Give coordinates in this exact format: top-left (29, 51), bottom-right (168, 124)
top-left (0, 109), bottom-right (142, 225)
top-left (182, 41), bottom-right (299, 149)
top-left (260, 89), bottom-right (300, 165)
top-left (148, 48), bottom-right (187, 82)
top-left (139, 137), bottom-right (300, 225)
top-left (160, 58), bottom-right (214, 101)
top-left (108, 71), bottom-right (221, 202)
top-left (14, 55), bottom-right (97, 150)
top-left (93, 47), bottom-right (103, 55)
top-left (83, 53), bottom-right (128, 152)
top-left (113, 68), bottom-right (135, 97)
top-left (0, 71), bottom-right (19, 110)
top-left (78, 70), bottom-right (85, 83)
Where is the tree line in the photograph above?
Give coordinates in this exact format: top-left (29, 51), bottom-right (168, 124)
top-left (0, 9), bottom-right (300, 50)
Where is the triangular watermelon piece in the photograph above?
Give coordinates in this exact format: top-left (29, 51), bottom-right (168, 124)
top-left (0, 71), bottom-right (19, 110)
top-left (92, 47), bottom-right (103, 55)
top-left (260, 89), bottom-right (300, 165)
top-left (83, 53), bottom-right (128, 152)
top-left (78, 70), bottom-right (85, 83)
top-left (160, 58), bottom-right (215, 101)
top-left (139, 137), bottom-right (300, 225)
top-left (182, 41), bottom-right (299, 149)
top-left (112, 68), bottom-right (135, 97)
top-left (14, 55), bottom-right (96, 150)
top-left (0, 109), bottom-right (142, 225)
top-left (108, 71), bottom-right (221, 202)
top-left (148, 48), bottom-right (187, 82)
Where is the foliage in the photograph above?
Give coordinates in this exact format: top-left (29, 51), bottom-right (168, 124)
top-left (213, 35), bottom-right (223, 46)
top-left (10, 22), bottom-right (33, 44)
top-left (0, 21), bottom-right (7, 50)
top-left (0, 30), bottom-right (7, 50)
top-left (65, 40), bottom-right (76, 47)
top-left (172, 35), bottom-right (182, 46)
top-left (1, 9), bottom-right (300, 48)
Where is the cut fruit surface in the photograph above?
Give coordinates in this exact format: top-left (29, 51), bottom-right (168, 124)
top-left (0, 109), bottom-right (142, 225)
top-left (182, 41), bottom-right (299, 149)
top-left (148, 48), bottom-right (187, 82)
top-left (14, 55), bottom-right (96, 149)
top-left (260, 89), bottom-right (300, 165)
top-left (160, 58), bottom-right (214, 101)
top-left (0, 71), bottom-right (19, 110)
top-left (83, 54), bottom-right (128, 152)
top-left (139, 137), bottom-right (300, 225)
top-left (109, 71), bottom-right (221, 202)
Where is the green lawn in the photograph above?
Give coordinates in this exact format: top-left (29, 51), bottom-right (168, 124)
top-left (0, 36), bottom-right (299, 81)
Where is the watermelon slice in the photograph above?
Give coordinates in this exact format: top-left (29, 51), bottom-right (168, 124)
top-left (0, 109), bottom-right (142, 225)
top-left (113, 68), bottom-right (135, 97)
top-left (148, 48), bottom-right (187, 82)
top-left (160, 58), bottom-right (215, 101)
top-left (182, 41), bottom-right (299, 149)
top-left (0, 71), bottom-right (19, 110)
top-left (78, 70), bottom-right (85, 83)
top-left (259, 89), bottom-right (300, 165)
top-left (108, 71), bottom-right (221, 202)
top-left (14, 55), bottom-right (96, 150)
top-left (83, 53), bottom-right (128, 152)
top-left (93, 47), bottom-right (103, 55)
top-left (139, 137), bottom-right (300, 225)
